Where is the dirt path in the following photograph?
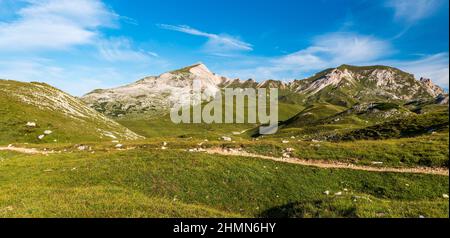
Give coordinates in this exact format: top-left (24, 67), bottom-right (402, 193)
top-left (2, 145), bottom-right (448, 176)
top-left (0, 146), bottom-right (52, 155)
top-left (205, 148), bottom-right (449, 176)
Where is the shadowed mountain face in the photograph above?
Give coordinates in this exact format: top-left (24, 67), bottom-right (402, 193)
top-left (81, 64), bottom-right (446, 119)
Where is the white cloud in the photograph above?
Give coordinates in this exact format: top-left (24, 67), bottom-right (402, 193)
top-left (0, 0), bottom-right (117, 51)
top-left (158, 24), bottom-right (253, 55)
top-left (219, 32), bottom-right (392, 80)
top-left (275, 33), bottom-right (391, 71)
top-left (386, 0), bottom-right (443, 23)
top-left (98, 37), bottom-right (159, 62)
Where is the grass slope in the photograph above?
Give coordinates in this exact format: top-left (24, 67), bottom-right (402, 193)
top-left (0, 80), bottom-right (142, 144)
top-left (0, 148), bottom-right (448, 218)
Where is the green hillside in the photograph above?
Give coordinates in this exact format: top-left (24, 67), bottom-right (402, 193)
top-left (0, 80), bottom-right (142, 144)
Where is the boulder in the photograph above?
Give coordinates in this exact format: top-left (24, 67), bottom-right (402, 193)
top-left (221, 136), bottom-right (232, 142)
top-left (26, 122), bottom-right (36, 127)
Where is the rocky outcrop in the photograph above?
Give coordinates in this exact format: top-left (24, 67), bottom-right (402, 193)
top-left (420, 77), bottom-right (445, 97)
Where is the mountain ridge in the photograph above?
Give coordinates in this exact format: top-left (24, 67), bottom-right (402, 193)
top-left (81, 63), bottom-right (446, 118)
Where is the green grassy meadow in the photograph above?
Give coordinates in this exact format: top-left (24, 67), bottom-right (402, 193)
top-left (0, 146), bottom-right (448, 218)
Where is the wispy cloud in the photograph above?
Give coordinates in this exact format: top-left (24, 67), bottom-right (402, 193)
top-left (219, 32), bottom-right (392, 80)
top-left (275, 33), bottom-right (391, 71)
top-left (98, 37), bottom-right (159, 62)
top-left (158, 24), bottom-right (253, 55)
top-left (0, 0), bottom-right (118, 51)
top-left (386, 0), bottom-right (444, 23)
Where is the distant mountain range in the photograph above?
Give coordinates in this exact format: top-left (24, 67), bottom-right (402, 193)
top-left (81, 63), bottom-right (446, 118)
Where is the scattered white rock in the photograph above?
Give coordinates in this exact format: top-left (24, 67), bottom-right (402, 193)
top-left (187, 148), bottom-right (206, 153)
top-left (163, 142), bottom-right (168, 146)
top-left (343, 188), bottom-right (349, 192)
top-left (26, 122), bottom-right (36, 127)
top-left (282, 140), bottom-right (289, 144)
top-left (324, 191), bottom-right (330, 195)
top-left (372, 161), bottom-right (383, 165)
top-left (115, 144), bottom-right (123, 148)
top-left (7, 144), bottom-right (13, 148)
top-left (44, 130), bottom-right (52, 135)
top-left (312, 139), bottom-right (321, 143)
top-left (38, 135), bottom-right (45, 140)
top-left (290, 136), bottom-right (296, 139)
top-left (77, 145), bottom-right (88, 151)
top-left (419, 215), bottom-right (425, 219)
top-left (232, 132), bottom-right (241, 135)
top-left (282, 153), bottom-right (290, 158)
top-left (335, 192), bottom-right (343, 196)
top-left (284, 148), bottom-right (295, 152)
top-left (161, 146), bottom-right (167, 150)
top-left (221, 136), bottom-right (232, 142)
top-left (111, 140), bottom-right (119, 143)
top-left (443, 194), bottom-right (449, 199)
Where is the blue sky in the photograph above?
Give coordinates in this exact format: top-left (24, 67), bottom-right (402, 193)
top-left (0, 0), bottom-right (448, 95)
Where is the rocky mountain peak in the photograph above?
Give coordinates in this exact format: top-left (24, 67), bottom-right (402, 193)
top-left (82, 63), bottom-right (227, 117)
top-left (419, 77), bottom-right (444, 97)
